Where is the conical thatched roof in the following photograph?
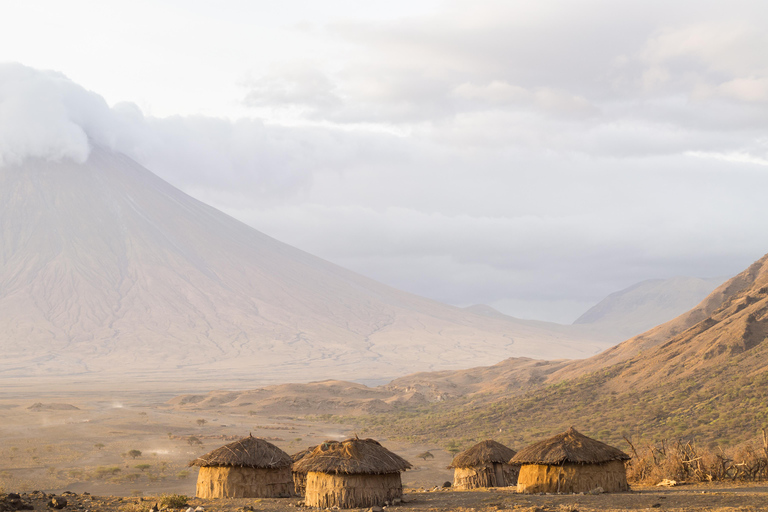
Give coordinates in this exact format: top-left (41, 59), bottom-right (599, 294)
top-left (510, 427), bottom-right (630, 465)
top-left (291, 446), bottom-right (317, 464)
top-left (449, 440), bottom-right (517, 468)
top-left (292, 438), bottom-right (412, 475)
top-left (189, 435), bottom-right (292, 469)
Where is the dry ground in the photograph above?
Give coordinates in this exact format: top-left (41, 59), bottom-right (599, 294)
top-left (0, 392), bottom-right (453, 496)
top-left (4, 484), bottom-right (768, 512)
top-left (4, 392), bottom-right (768, 510)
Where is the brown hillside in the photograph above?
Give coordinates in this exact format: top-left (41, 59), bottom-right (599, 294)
top-left (552, 253), bottom-right (768, 381)
top-left (352, 252), bottom-right (768, 449)
top-left (167, 253), bottom-right (768, 450)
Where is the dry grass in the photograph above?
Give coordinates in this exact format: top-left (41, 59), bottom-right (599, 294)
top-left (292, 438), bottom-right (411, 475)
top-left (189, 436), bottom-right (291, 469)
top-left (625, 432), bottom-right (768, 484)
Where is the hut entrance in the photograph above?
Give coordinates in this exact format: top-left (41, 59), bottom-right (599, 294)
top-left (493, 463), bottom-right (505, 486)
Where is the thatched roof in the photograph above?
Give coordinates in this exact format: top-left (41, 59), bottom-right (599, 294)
top-left (449, 440), bottom-right (517, 468)
top-left (292, 438), bottom-right (412, 475)
top-left (189, 435), bottom-right (292, 469)
top-left (510, 427), bottom-right (630, 465)
top-left (291, 446), bottom-right (317, 464)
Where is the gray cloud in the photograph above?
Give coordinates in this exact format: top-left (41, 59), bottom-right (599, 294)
top-left (0, 63), bottom-right (113, 166)
top-left (5, 0), bottom-right (768, 323)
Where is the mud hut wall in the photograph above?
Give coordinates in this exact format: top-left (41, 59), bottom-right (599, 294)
top-left (304, 472), bottom-right (403, 509)
top-left (516, 460), bottom-right (628, 494)
top-left (293, 471), bottom-right (307, 496)
top-left (195, 466), bottom-right (293, 498)
top-left (453, 464), bottom-right (495, 489)
top-left (502, 463), bottom-right (520, 486)
top-left (453, 463), bottom-right (519, 489)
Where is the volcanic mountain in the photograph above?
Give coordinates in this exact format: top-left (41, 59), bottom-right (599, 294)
top-left (0, 147), bottom-right (611, 390)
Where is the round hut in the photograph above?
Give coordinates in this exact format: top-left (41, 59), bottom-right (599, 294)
top-left (189, 434), bottom-right (293, 498)
top-left (510, 427), bottom-right (630, 494)
top-left (292, 437), bottom-right (412, 509)
top-left (449, 440), bottom-right (518, 489)
top-left (290, 445), bottom-right (316, 497)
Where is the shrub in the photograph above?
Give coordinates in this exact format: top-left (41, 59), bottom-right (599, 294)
top-left (118, 503), bottom-right (150, 512)
top-left (159, 494), bottom-right (188, 508)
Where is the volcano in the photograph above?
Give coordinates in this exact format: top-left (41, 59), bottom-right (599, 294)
top-left (0, 147), bottom-right (609, 390)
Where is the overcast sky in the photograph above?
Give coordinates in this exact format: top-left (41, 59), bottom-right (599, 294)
top-left (2, 0), bottom-right (768, 323)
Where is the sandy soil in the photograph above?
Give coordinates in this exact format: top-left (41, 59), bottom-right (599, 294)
top-left (0, 392), bottom-right (453, 496)
top-left (3, 484), bottom-right (768, 512)
top-left (3, 392), bottom-right (768, 511)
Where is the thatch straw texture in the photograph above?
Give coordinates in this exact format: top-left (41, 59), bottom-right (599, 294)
top-left (292, 438), bottom-right (411, 475)
top-left (303, 472), bottom-right (403, 509)
top-left (452, 463), bottom-right (519, 489)
top-left (510, 428), bottom-right (630, 465)
top-left (189, 435), bottom-right (292, 469)
top-left (449, 440), bottom-right (519, 489)
top-left (295, 438), bottom-right (410, 508)
top-left (516, 460), bottom-right (629, 494)
top-left (291, 446), bottom-right (316, 463)
top-left (450, 440), bottom-right (517, 468)
top-left (291, 446), bottom-right (317, 497)
top-left (195, 466), bottom-right (293, 498)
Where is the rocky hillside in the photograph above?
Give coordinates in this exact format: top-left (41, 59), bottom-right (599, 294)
top-left (350, 253), bottom-right (768, 449)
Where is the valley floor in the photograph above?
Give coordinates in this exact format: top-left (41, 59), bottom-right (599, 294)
top-left (4, 484), bottom-right (768, 512)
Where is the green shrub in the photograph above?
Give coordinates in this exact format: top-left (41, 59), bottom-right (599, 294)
top-left (159, 494), bottom-right (188, 508)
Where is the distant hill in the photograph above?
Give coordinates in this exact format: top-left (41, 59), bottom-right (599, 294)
top-left (572, 276), bottom-right (725, 340)
top-left (344, 253), bottom-right (768, 450)
top-left (464, 276), bottom-right (725, 343)
top-left (0, 147), bottom-right (611, 391)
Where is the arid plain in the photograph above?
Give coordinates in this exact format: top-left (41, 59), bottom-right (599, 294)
top-left (3, 389), bottom-right (768, 512)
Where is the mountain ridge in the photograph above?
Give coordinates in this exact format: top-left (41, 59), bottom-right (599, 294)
top-left (0, 147), bottom-right (611, 389)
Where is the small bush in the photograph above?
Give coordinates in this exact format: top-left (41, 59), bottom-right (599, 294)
top-left (93, 466), bottom-right (121, 479)
top-left (118, 503), bottom-right (150, 512)
top-left (159, 494), bottom-right (188, 509)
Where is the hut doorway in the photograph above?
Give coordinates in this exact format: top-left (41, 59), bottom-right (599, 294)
top-left (493, 463), bottom-right (505, 486)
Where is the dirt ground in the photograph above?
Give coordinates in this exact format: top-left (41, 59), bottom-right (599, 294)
top-left (4, 392), bottom-right (768, 510)
top-left (0, 391), bottom-right (453, 495)
top-left (4, 483), bottom-right (768, 512)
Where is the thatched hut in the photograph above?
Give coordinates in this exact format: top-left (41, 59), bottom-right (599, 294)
top-left (189, 434), bottom-right (293, 498)
top-left (449, 440), bottom-right (518, 489)
top-left (510, 427), bottom-right (630, 494)
top-left (292, 437), bottom-right (412, 509)
top-left (290, 445), bottom-right (316, 497)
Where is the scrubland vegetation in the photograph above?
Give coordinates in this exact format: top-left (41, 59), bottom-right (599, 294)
top-left (626, 434), bottom-right (768, 484)
top-left (341, 352), bottom-right (768, 455)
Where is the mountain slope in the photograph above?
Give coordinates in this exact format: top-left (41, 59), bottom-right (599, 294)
top-left (0, 148), bottom-right (610, 389)
top-left (357, 253), bottom-right (768, 449)
top-left (572, 276), bottom-right (725, 340)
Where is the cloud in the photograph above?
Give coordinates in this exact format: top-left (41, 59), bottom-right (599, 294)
top-left (242, 63), bottom-right (342, 110)
top-left (0, 63), bottom-right (112, 166)
top-left (5, 0), bottom-right (768, 324)
top-left (0, 64), bottom-right (317, 202)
